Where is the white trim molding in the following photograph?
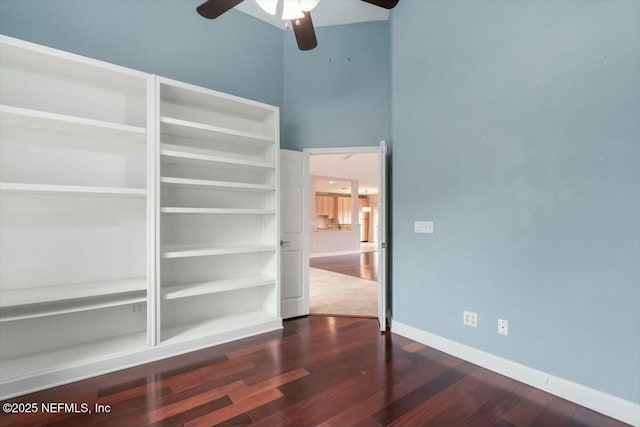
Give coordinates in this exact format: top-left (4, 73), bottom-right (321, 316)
top-left (392, 321), bottom-right (640, 427)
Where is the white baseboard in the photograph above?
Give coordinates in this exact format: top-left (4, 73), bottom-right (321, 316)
top-left (310, 250), bottom-right (361, 258)
top-left (392, 321), bottom-right (640, 427)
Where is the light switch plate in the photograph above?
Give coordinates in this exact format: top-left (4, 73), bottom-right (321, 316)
top-left (414, 221), bottom-right (434, 234)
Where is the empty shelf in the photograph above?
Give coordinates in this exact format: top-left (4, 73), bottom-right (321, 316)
top-left (160, 116), bottom-right (274, 147)
top-left (160, 144), bottom-right (274, 170)
top-left (0, 331), bottom-right (147, 380)
top-left (161, 309), bottom-right (277, 345)
top-left (0, 183), bottom-right (146, 196)
top-left (161, 207), bottom-right (274, 215)
top-left (0, 294), bottom-right (146, 322)
top-left (162, 243), bottom-right (275, 259)
top-left (0, 105), bottom-right (145, 142)
top-left (0, 277), bottom-right (147, 308)
top-left (163, 275), bottom-right (275, 300)
top-left (161, 177), bottom-right (274, 192)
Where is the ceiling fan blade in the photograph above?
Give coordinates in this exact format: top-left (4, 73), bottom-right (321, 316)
top-left (291, 12), bottom-right (318, 51)
top-left (197, 0), bottom-right (244, 19)
top-left (361, 0), bottom-right (399, 9)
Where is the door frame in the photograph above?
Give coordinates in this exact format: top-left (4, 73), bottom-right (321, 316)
top-left (304, 145), bottom-right (387, 330)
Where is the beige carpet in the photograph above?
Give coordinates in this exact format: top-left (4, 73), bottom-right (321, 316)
top-left (310, 267), bottom-right (378, 317)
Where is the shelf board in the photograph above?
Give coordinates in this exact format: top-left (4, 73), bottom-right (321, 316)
top-left (0, 277), bottom-right (147, 308)
top-left (160, 144), bottom-right (275, 170)
top-left (159, 79), bottom-right (276, 122)
top-left (1, 37), bottom-right (148, 92)
top-left (162, 243), bottom-right (276, 259)
top-left (161, 309), bottom-right (277, 345)
top-left (0, 331), bottom-right (147, 380)
top-left (160, 116), bottom-right (274, 147)
top-left (163, 275), bottom-right (275, 300)
top-left (161, 207), bottom-right (274, 215)
top-left (0, 105), bottom-right (146, 142)
top-left (0, 294), bottom-right (146, 322)
top-left (0, 183), bottom-right (146, 197)
top-left (161, 177), bottom-right (274, 192)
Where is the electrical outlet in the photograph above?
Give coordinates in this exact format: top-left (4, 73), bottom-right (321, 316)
top-left (132, 303), bottom-right (145, 313)
top-left (463, 311), bottom-right (477, 327)
top-left (498, 319), bottom-right (508, 336)
top-left (414, 221), bottom-right (434, 234)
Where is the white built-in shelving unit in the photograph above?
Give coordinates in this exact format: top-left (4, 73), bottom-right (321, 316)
top-left (157, 77), bottom-right (280, 345)
top-left (0, 36), bottom-right (281, 399)
top-left (0, 35), bottom-right (153, 393)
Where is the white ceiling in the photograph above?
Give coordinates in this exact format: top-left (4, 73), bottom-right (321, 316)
top-left (235, 0), bottom-right (391, 29)
top-left (310, 152), bottom-right (380, 194)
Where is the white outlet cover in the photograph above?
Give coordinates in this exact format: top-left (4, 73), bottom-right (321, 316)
top-left (414, 221), bottom-right (434, 234)
top-left (498, 319), bottom-right (509, 336)
top-left (463, 310), bottom-right (477, 327)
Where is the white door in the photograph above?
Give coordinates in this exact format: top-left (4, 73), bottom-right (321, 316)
top-left (280, 149), bottom-right (310, 319)
top-left (378, 141), bottom-right (388, 331)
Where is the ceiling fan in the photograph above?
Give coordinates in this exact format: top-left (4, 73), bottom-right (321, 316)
top-left (196, 0), bottom-right (399, 51)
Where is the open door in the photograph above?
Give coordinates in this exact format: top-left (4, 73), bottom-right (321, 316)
top-left (280, 149), bottom-right (310, 319)
top-left (378, 140), bottom-right (388, 331)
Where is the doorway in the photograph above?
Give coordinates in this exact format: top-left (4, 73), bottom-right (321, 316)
top-left (306, 148), bottom-right (381, 318)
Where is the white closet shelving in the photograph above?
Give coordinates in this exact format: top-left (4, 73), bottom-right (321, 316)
top-left (0, 36), bottom-right (152, 386)
top-left (0, 182), bottom-right (146, 196)
top-left (161, 176), bottom-right (274, 191)
top-left (162, 275), bottom-right (275, 300)
top-left (0, 35), bottom-right (281, 400)
top-left (0, 105), bottom-right (146, 142)
top-left (157, 77), bottom-right (280, 345)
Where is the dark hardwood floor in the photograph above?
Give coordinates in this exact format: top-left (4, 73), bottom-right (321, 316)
top-left (0, 316), bottom-right (629, 427)
top-left (310, 251), bottom-right (378, 281)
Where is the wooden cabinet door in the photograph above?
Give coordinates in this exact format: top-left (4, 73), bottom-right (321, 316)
top-left (327, 197), bottom-right (336, 219)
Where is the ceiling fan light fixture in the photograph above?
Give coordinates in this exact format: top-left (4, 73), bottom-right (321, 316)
top-left (256, 0), bottom-right (278, 15)
top-left (282, 0), bottom-right (304, 20)
top-left (298, 0), bottom-right (319, 12)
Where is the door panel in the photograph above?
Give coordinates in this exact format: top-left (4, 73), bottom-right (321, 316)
top-left (280, 149), bottom-right (309, 319)
top-left (283, 251), bottom-right (303, 299)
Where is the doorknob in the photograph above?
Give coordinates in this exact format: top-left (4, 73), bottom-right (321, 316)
top-left (280, 240), bottom-right (291, 247)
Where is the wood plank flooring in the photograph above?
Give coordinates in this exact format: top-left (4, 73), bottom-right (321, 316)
top-left (310, 252), bottom-right (378, 281)
top-left (0, 316), bottom-right (630, 427)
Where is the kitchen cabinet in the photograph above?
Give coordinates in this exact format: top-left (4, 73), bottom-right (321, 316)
top-left (315, 195), bottom-right (337, 219)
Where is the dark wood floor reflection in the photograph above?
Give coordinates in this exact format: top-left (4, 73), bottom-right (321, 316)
top-left (0, 317), bottom-right (629, 427)
top-left (311, 251), bottom-right (378, 281)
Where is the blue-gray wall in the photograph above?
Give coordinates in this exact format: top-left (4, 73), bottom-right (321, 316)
top-left (282, 21), bottom-right (390, 150)
top-left (0, 0), bottom-right (283, 107)
top-left (391, 0), bottom-right (640, 403)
